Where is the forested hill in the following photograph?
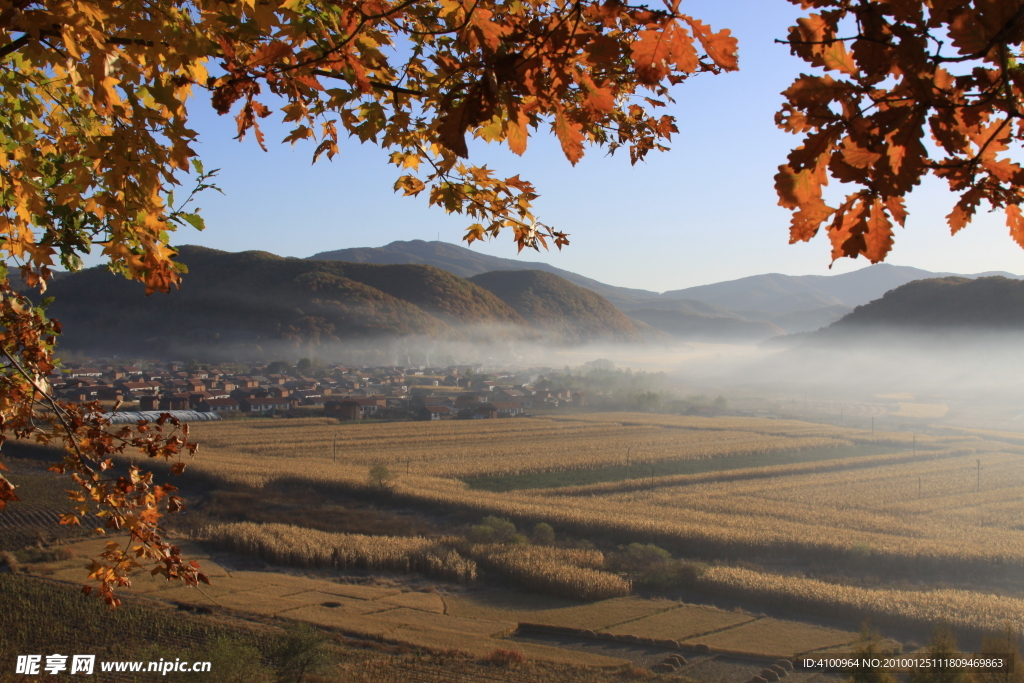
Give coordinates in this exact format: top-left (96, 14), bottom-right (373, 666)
top-left (814, 276), bottom-right (1024, 337)
top-left (309, 239), bottom-right (660, 307)
top-left (469, 270), bottom-right (645, 344)
top-left (43, 246), bottom-right (645, 357)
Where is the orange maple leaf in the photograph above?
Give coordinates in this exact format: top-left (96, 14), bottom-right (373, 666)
top-left (506, 110), bottom-right (529, 156)
top-left (685, 17), bottom-right (738, 71)
top-left (841, 138), bottom-right (882, 169)
top-left (864, 197), bottom-right (894, 262)
top-left (1006, 204), bottom-right (1024, 248)
top-left (821, 41), bottom-right (858, 76)
top-left (631, 30), bottom-right (674, 82)
top-left (553, 109), bottom-right (585, 165)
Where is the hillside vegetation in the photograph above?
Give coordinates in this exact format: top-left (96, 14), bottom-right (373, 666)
top-left (44, 247), bottom-right (645, 356)
top-left (46, 246), bottom-right (456, 355)
top-left (825, 276), bottom-right (1024, 330)
top-left (309, 239), bottom-right (660, 307)
top-left (469, 270), bottom-right (645, 344)
top-left (336, 262), bottom-right (527, 328)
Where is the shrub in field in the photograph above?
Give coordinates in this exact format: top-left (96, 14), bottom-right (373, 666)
top-left (605, 544), bottom-right (707, 589)
top-left (202, 637), bottom-right (274, 683)
top-left (467, 516), bottom-right (526, 545)
top-left (367, 463), bottom-right (393, 491)
top-left (531, 522), bottom-right (556, 546)
top-left (482, 649), bottom-right (525, 667)
top-left (0, 550), bottom-right (21, 574)
top-left (272, 623), bottom-right (331, 683)
top-left (609, 544), bottom-right (674, 587)
top-left (973, 632), bottom-right (1024, 683)
top-left (908, 626), bottom-right (967, 683)
top-left (847, 625), bottom-right (899, 683)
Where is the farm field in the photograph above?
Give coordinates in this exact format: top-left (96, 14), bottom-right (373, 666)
top-left (185, 414), bottom-right (915, 481)
top-left (4, 573), bottom-right (707, 683)
top-left (170, 416), bottom-right (1015, 566)
top-left (21, 412), bottom-right (1024, 658)
top-left (19, 537), bottom-right (864, 666)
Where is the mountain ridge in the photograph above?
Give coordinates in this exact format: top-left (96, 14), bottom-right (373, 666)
top-left (42, 245), bottom-right (644, 358)
top-left (468, 270), bottom-right (645, 344)
top-left (307, 241), bottom-right (1020, 336)
top-left (310, 240), bottom-right (659, 308)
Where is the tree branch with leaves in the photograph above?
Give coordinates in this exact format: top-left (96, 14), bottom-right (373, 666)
top-left (776, 0), bottom-right (1024, 264)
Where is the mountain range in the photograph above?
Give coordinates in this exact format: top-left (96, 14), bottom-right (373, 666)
top-left (310, 240), bottom-right (1022, 340)
top-left (39, 240), bottom-right (1024, 358)
top-left (311, 241), bottom-right (659, 309)
top-left (43, 246), bottom-right (653, 357)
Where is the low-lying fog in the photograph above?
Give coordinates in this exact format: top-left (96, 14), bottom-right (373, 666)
top-left (163, 325), bottom-right (1024, 432)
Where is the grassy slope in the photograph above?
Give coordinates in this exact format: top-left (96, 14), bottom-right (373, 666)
top-left (469, 270), bottom-right (644, 344)
top-left (45, 246), bottom-right (470, 353)
top-left (335, 261), bottom-right (531, 329)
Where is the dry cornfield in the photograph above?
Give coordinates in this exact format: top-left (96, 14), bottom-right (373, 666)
top-left (178, 415), bottom-right (1024, 570)
top-left (186, 415), bottom-right (869, 480)
top-left (202, 522), bottom-right (477, 583)
top-left (699, 565), bottom-right (1024, 635)
top-left (158, 413), bottom-right (1024, 634)
top-left (465, 544), bottom-right (628, 601)
top-left (201, 522), bottom-right (628, 600)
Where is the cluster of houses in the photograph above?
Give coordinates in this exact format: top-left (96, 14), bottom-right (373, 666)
top-left (52, 361), bottom-right (587, 421)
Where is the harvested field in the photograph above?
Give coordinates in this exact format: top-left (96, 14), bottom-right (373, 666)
top-left (601, 604), bottom-right (755, 641)
top-left (682, 618), bottom-right (857, 658)
top-left (207, 592), bottom-right (313, 616)
top-left (185, 415), bottom-right (878, 481)
top-left (277, 604), bottom-right (398, 636)
top-left (370, 607), bottom-right (517, 637)
top-left (275, 590), bottom-right (383, 612)
top-left (445, 592), bottom-right (678, 631)
top-left (389, 626), bottom-right (630, 668)
top-left (379, 590), bottom-right (446, 613)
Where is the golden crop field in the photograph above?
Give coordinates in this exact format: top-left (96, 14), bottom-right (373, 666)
top-left (187, 415), bottom-right (868, 480)
top-left (601, 604), bottom-right (754, 640)
top-left (153, 412), bottom-right (1024, 637)
top-left (177, 415), bottom-right (1024, 570)
top-left (680, 617), bottom-right (856, 658)
top-left (465, 544), bottom-right (630, 601)
top-left (700, 566), bottom-right (1024, 635)
top-left (204, 522), bottom-right (477, 583)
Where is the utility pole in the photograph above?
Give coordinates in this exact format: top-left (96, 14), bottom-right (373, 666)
top-left (407, 457), bottom-right (412, 475)
top-left (650, 463), bottom-right (656, 492)
top-left (626, 446), bottom-right (631, 481)
top-left (333, 434), bottom-right (337, 463)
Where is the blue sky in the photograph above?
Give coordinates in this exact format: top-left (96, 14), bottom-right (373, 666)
top-left (161, 0), bottom-right (1024, 292)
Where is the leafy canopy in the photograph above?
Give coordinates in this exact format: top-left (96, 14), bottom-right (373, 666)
top-left (776, 0), bottom-right (1024, 263)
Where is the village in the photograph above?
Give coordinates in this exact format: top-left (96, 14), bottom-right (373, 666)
top-left (52, 360), bottom-right (590, 422)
